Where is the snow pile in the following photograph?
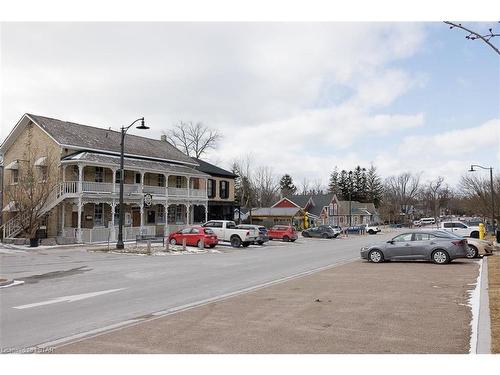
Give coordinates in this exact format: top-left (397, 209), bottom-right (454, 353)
top-left (467, 258), bottom-right (483, 354)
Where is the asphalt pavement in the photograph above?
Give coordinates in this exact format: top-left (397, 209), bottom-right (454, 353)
top-left (0, 230), bottom-right (399, 351)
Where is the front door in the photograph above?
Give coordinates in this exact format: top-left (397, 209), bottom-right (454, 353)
top-left (132, 210), bottom-right (141, 227)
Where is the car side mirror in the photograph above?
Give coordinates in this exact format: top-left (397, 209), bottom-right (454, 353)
top-left (387, 240), bottom-right (394, 244)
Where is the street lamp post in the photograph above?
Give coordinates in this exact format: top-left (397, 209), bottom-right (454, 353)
top-left (468, 164), bottom-right (495, 234)
top-left (348, 171), bottom-right (353, 227)
top-left (116, 117), bottom-right (149, 249)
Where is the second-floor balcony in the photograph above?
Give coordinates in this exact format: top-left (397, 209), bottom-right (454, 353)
top-left (71, 181), bottom-right (206, 198)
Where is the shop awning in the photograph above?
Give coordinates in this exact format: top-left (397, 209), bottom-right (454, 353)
top-left (34, 156), bottom-right (47, 166)
top-left (2, 201), bottom-right (18, 212)
top-left (4, 160), bottom-right (19, 170)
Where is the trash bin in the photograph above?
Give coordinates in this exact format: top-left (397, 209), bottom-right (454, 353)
top-left (496, 229), bottom-right (500, 244)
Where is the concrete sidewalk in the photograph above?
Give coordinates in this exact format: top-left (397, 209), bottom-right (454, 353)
top-left (57, 259), bottom-right (479, 354)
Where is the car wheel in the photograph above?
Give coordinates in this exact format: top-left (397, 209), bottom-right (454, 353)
top-left (368, 249), bottom-right (384, 263)
top-left (283, 236), bottom-right (290, 242)
top-left (322, 233), bottom-right (329, 239)
top-left (230, 236), bottom-right (242, 248)
top-left (470, 231), bottom-right (479, 239)
top-left (368, 230), bottom-right (375, 234)
top-left (197, 240), bottom-right (204, 248)
top-left (290, 239), bottom-right (296, 242)
top-left (302, 232), bottom-right (309, 237)
top-left (257, 241), bottom-right (264, 245)
top-left (432, 249), bottom-right (450, 264)
top-left (269, 237), bottom-right (273, 241)
top-left (209, 244), bottom-right (216, 248)
top-left (170, 238), bottom-right (177, 245)
top-left (466, 245), bottom-right (479, 259)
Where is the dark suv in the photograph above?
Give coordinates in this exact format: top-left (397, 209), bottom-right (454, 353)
top-left (302, 225), bottom-right (340, 239)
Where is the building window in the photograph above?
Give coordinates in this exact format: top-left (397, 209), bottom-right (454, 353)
top-left (115, 170), bottom-right (122, 183)
top-left (329, 203), bottom-right (334, 216)
top-left (158, 174), bottom-right (165, 187)
top-left (192, 178), bottom-right (200, 190)
top-left (94, 203), bottom-right (104, 226)
top-left (11, 169), bottom-right (19, 184)
top-left (158, 205), bottom-right (165, 223)
top-left (207, 179), bottom-right (215, 198)
top-left (219, 180), bottom-right (228, 199)
top-left (147, 210), bottom-right (156, 224)
top-left (176, 176), bottom-right (183, 188)
top-left (114, 205), bottom-right (120, 224)
top-left (135, 173), bottom-right (141, 184)
top-left (95, 167), bottom-right (104, 183)
top-left (39, 166), bottom-right (48, 182)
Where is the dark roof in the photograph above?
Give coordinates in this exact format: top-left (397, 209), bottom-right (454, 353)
top-left (287, 195), bottom-right (312, 208)
top-left (27, 114), bottom-right (196, 166)
top-left (61, 152), bottom-right (209, 177)
top-left (192, 158), bottom-right (237, 178)
top-left (251, 207), bottom-right (303, 217)
top-left (308, 194), bottom-right (335, 216)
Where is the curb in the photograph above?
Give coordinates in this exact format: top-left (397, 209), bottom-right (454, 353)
top-left (477, 256), bottom-right (492, 354)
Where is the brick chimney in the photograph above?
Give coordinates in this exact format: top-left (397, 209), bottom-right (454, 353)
top-left (160, 134), bottom-right (167, 142)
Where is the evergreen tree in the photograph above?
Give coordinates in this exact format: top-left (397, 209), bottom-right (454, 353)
top-left (338, 170), bottom-right (350, 200)
top-left (365, 164), bottom-right (384, 208)
top-left (279, 174), bottom-right (297, 197)
top-left (328, 167), bottom-right (341, 196)
top-left (351, 166), bottom-right (367, 202)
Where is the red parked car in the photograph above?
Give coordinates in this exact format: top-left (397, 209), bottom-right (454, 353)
top-left (168, 226), bottom-right (218, 248)
top-left (268, 225), bottom-right (298, 242)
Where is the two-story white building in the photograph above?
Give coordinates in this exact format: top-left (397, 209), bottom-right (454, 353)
top-left (1, 113), bottom-right (211, 244)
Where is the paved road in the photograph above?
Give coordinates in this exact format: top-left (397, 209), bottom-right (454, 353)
top-left (0, 231), bottom-right (397, 350)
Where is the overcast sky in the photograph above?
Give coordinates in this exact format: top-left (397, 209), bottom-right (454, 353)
top-left (1, 22), bottom-right (498, 187)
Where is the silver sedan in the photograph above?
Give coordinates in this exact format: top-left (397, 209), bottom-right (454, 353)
top-left (360, 230), bottom-right (469, 264)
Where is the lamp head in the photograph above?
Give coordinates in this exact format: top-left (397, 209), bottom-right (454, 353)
top-left (468, 165), bottom-right (476, 172)
top-left (136, 118), bottom-right (149, 130)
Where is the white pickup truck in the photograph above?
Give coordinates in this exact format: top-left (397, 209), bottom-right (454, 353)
top-left (440, 221), bottom-right (480, 238)
top-left (202, 220), bottom-right (259, 248)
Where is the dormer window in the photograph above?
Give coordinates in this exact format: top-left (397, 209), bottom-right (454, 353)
top-left (95, 167), bottom-right (104, 183)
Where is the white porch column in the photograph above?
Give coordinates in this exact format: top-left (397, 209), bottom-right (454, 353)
top-left (204, 202), bottom-right (208, 223)
top-left (140, 171), bottom-right (145, 193)
top-left (78, 164), bottom-right (84, 193)
top-left (205, 178), bottom-right (208, 199)
top-left (77, 198), bottom-right (83, 243)
top-left (186, 203), bottom-right (191, 225)
top-left (140, 202), bottom-right (144, 232)
top-left (61, 201), bottom-right (65, 232)
top-left (110, 200), bottom-right (116, 241)
top-left (62, 165), bottom-right (67, 182)
top-left (187, 177), bottom-right (190, 197)
top-left (112, 169), bottom-right (117, 194)
top-left (163, 201), bottom-right (169, 237)
top-left (164, 174), bottom-right (169, 196)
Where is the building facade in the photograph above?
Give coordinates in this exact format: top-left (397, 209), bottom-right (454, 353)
top-left (192, 158), bottom-right (236, 221)
top-left (1, 114), bottom-right (212, 244)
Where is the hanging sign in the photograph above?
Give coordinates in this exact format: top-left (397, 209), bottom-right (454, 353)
top-left (144, 193), bottom-right (153, 207)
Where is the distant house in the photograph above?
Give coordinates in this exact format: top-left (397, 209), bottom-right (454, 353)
top-left (247, 206), bottom-right (306, 227)
top-left (192, 158), bottom-right (236, 222)
top-left (272, 194), bottom-right (379, 227)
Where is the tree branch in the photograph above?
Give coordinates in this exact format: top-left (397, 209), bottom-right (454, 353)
top-left (444, 21), bottom-right (500, 55)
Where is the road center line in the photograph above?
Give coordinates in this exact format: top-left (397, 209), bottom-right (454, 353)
top-left (13, 288), bottom-right (126, 309)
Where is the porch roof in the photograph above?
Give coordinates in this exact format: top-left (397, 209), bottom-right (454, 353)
top-left (251, 207), bottom-right (303, 217)
top-left (61, 152), bottom-right (210, 178)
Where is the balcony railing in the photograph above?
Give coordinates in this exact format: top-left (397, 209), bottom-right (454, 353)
top-left (72, 182), bottom-right (206, 198)
top-left (168, 187), bottom-right (189, 197)
top-left (143, 185), bottom-right (167, 195)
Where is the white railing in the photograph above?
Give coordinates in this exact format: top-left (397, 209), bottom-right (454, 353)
top-left (62, 227), bottom-right (77, 239)
top-left (82, 181), bottom-right (114, 193)
top-left (81, 227), bottom-right (113, 243)
top-left (190, 189), bottom-right (207, 198)
top-left (168, 187), bottom-right (189, 197)
top-left (122, 184), bottom-right (141, 194)
top-left (143, 185), bottom-right (167, 195)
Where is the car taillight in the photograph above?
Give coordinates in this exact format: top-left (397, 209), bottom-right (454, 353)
top-left (452, 240), bottom-right (467, 245)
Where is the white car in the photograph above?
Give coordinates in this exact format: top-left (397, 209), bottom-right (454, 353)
top-left (365, 224), bottom-right (381, 235)
top-left (439, 221), bottom-right (480, 238)
top-left (202, 220), bottom-right (258, 248)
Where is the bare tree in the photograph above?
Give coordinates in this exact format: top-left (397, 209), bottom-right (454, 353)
top-left (444, 22), bottom-right (500, 55)
top-left (232, 156), bottom-right (257, 223)
top-left (383, 172), bottom-right (421, 223)
top-left (254, 166), bottom-right (280, 207)
top-left (164, 121), bottom-right (222, 158)
top-left (300, 178), bottom-right (310, 195)
top-left (309, 178), bottom-right (324, 195)
top-left (459, 173), bottom-right (499, 221)
top-left (5, 126), bottom-right (58, 240)
top-left (420, 176), bottom-right (449, 219)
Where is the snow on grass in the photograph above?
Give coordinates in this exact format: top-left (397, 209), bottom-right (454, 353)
top-left (467, 258), bottom-right (483, 354)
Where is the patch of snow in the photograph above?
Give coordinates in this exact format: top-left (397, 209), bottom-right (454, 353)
top-left (0, 280), bottom-right (25, 288)
top-left (467, 258), bottom-right (483, 354)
